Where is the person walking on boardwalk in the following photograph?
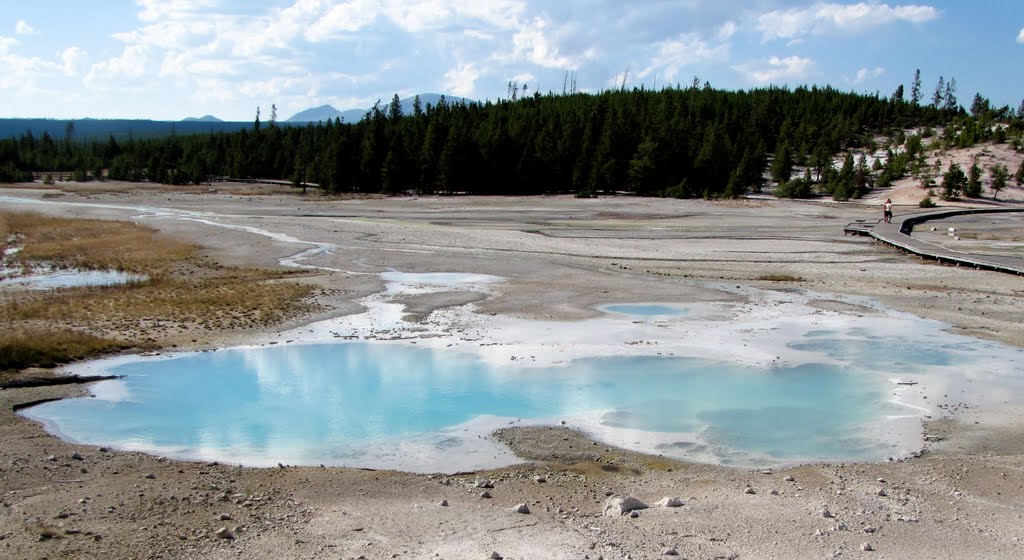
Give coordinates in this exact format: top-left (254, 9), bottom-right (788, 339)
top-left (883, 198), bottom-right (893, 224)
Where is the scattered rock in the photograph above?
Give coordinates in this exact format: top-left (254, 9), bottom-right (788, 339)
top-left (656, 497), bottom-right (684, 508)
top-left (533, 475), bottom-right (547, 483)
top-left (474, 477), bottom-right (494, 489)
top-left (743, 486), bottom-right (756, 495)
top-left (783, 475), bottom-right (795, 482)
top-left (863, 526), bottom-right (877, 534)
top-left (513, 503), bottom-right (530, 514)
top-left (439, 499), bottom-right (449, 507)
top-left (479, 491), bottom-right (492, 499)
top-left (819, 506), bottom-right (834, 519)
top-left (603, 496), bottom-right (649, 516)
top-left (489, 552), bottom-right (503, 560)
top-left (628, 511), bottom-right (640, 518)
top-left (215, 527), bottom-right (235, 540)
top-left (218, 514), bottom-right (233, 521)
top-left (769, 489), bottom-right (780, 496)
top-left (143, 473), bottom-right (156, 480)
top-left (663, 547), bottom-right (680, 556)
top-left (876, 488), bottom-right (887, 497)
top-left (70, 452), bottom-right (83, 461)
top-left (861, 542), bottom-right (874, 551)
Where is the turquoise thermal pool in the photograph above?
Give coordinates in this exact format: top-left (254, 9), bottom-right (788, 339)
top-left (25, 342), bottom-right (904, 472)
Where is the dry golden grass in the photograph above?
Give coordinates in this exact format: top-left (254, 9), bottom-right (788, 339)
top-left (1, 211), bottom-right (193, 273)
top-left (0, 328), bottom-right (135, 370)
top-left (2, 211), bottom-right (317, 370)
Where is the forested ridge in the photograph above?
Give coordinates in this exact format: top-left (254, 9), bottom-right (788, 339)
top-left (3, 84), bottom-right (1022, 200)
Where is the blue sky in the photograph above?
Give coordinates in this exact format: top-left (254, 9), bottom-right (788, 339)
top-left (1, 1), bottom-right (1021, 121)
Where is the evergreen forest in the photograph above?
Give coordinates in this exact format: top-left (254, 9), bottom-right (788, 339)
top-left (2, 83), bottom-right (1022, 201)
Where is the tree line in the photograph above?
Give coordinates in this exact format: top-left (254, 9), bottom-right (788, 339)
top-left (2, 81), bottom-right (1021, 199)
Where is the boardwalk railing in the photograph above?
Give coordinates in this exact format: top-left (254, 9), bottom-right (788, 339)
top-left (844, 208), bottom-right (1024, 276)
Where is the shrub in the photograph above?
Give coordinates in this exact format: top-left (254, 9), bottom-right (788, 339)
top-left (774, 177), bottom-right (816, 198)
top-left (919, 196), bottom-right (936, 208)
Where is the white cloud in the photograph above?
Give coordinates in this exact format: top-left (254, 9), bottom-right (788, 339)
top-left (734, 56), bottom-right (816, 84)
top-left (756, 2), bottom-right (940, 41)
top-left (639, 34), bottom-right (729, 83)
top-left (852, 66), bottom-right (885, 84)
top-left (444, 63), bottom-right (480, 96)
top-left (84, 45), bottom-right (150, 90)
top-left (15, 20), bottom-right (37, 36)
top-left (60, 46), bottom-right (86, 76)
top-left (306, 0), bottom-right (379, 41)
top-left (135, 0), bottom-right (217, 22)
top-left (0, 37), bottom-right (88, 97)
top-left (716, 20), bottom-right (737, 41)
top-left (0, 36), bottom-right (18, 53)
top-left (505, 17), bottom-right (574, 69)
top-left (1018, 27), bottom-right (1024, 44)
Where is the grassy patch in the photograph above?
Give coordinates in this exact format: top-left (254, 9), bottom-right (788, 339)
top-left (2, 211), bottom-right (317, 371)
top-left (1, 211), bottom-right (194, 273)
top-left (0, 328), bottom-right (134, 370)
top-left (756, 273), bottom-right (804, 282)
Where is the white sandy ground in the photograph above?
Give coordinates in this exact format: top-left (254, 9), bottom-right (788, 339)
top-left (2, 184), bottom-right (1024, 559)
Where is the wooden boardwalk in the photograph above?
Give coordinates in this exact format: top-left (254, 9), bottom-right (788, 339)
top-left (844, 208), bottom-right (1024, 275)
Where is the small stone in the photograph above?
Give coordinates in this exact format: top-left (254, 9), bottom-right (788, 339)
top-left (863, 526), bottom-right (877, 534)
top-left (533, 475), bottom-right (547, 483)
top-left (489, 552), bottom-right (503, 560)
top-left (628, 511), bottom-right (640, 518)
top-left (769, 489), bottom-right (780, 496)
top-left (218, 514), bottom-right (232, 521)
top-left (215, 527), bottom-right (235, 540)
top-left (143, 473), bottom-right (156, 480)
top-left (474, 477), bottom-right (494, 489)
top-left (876, 488), bottom-right (887, 497)
top-left (603, 496), bottom-right (649, 516)
top-left (70, 452), bottom-right (83, 461)
top-left (820, 506), bottom-right (834, 519)
top-left (479, 491), bottom-right (492, 499)
top-left (663, 547), bottom-right (679, 556)
top-left (513, 503), bottom-right (530, 514)
top-left (439, 499), bottom-right (449, 507)
top-left (783, 475), bottom-right (795, 482)
top-left (744, 486), bottom-right (756, 495)
top-left (656, 497), bottom-right (684, 508)
top-left (861, 542), bottom-right (874, 552)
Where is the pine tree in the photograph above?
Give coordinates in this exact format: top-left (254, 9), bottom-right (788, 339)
top-left (989, 164), bottom-right (1008, 201)
top-left (965, 158), bottom-right (983, 197)
top-left (890, 84), bottom-right (904, 104)
top-left (910, 69), bottom-right (922, 105)
top-left (970, 93), bottom-right (989, 118)
top-left (932, 76), bottom-right (944, 108)
top-left (941, 162), bottom-right (966, 200)
top-left (943, 77), bottom-right (957, 111)
top-left (770, 141), bottom-right (792, 184)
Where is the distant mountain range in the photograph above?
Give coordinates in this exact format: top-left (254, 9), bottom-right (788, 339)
top-left (182, 115), bottom-right (223, 123)
top-left (286, 94), bottom-right (474, 123)
top-left (0, 94), bottom-right (473, 139)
